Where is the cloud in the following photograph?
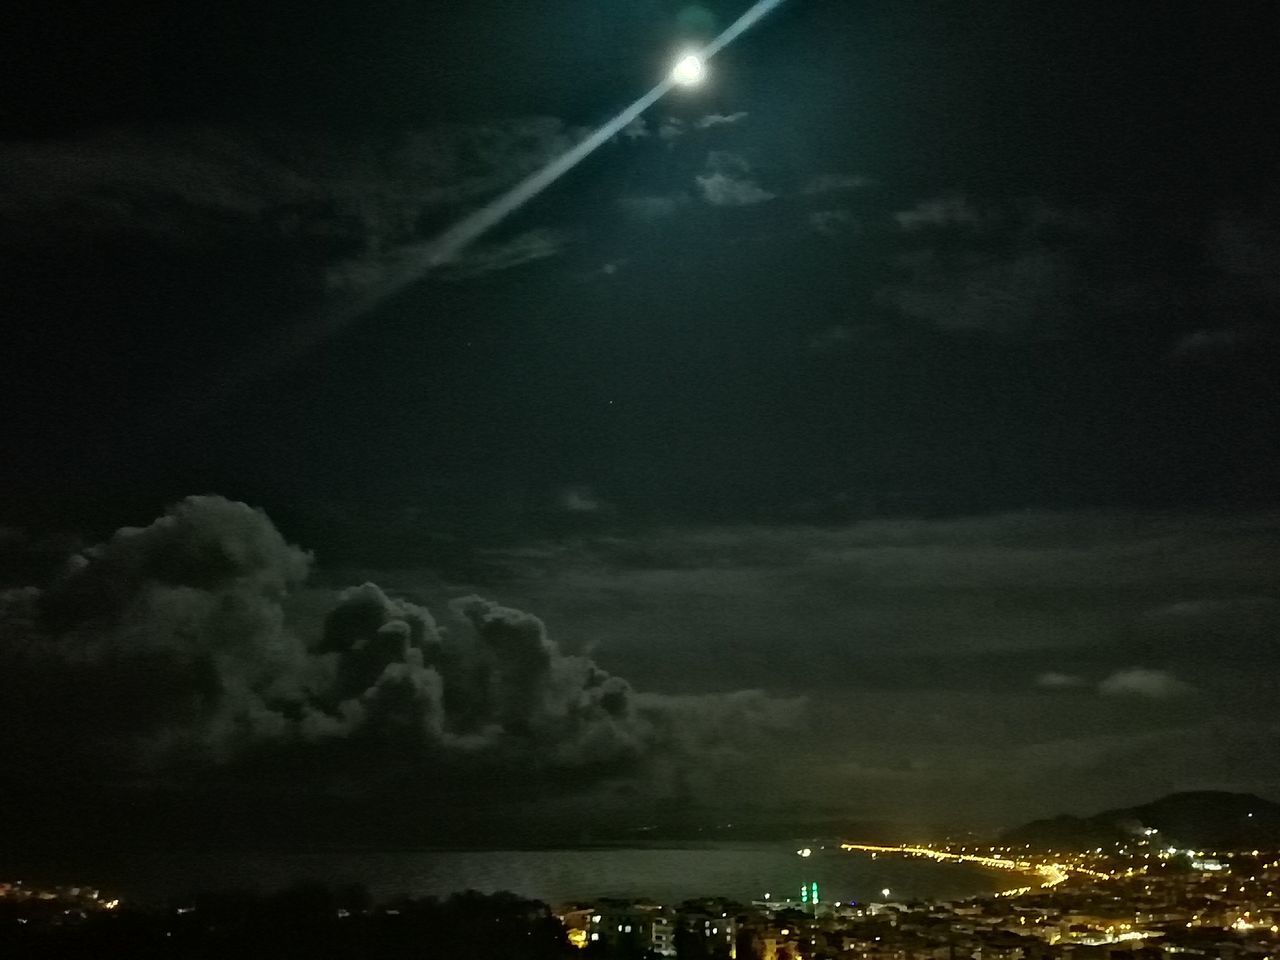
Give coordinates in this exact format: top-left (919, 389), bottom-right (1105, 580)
top-left (808, 209), bottom-right (855, 236)
top-left (438, 228), bottom-right (567, 280)
top-left (694, 112), bottom-right (749, 130)
top-left (164, 508), bottom-right (1277, 827)
top-left (0, 127), bottom-right (316, 237)
top-left (893, 196), bottom-right (984, 231)
top-left (877, 198), bottom-right (1183, 338)
top-left (1208, 210), bottom-right (1280, 286)
top-left (1144, 597), bottom-right (1276, 620)
top-left (559, 485), bottom-right (606, 514)
top-left (697, 173), bottom-right (775, 207)
top-left (0, 497), bottom-right (800, 837)
top-left (326, 227), bottom-right (567, 289)
top-left (618, 194), bottom-right (686, 220)
top-left (466, 511), bottom-right (1280, 693)
top-left (1036, 672), bottom-right (1086, 689)
top-left (1, 121), bottom-right (580, 241)
top-left (695, 152), bottom-right (774, 207)
top-left (806, 324), bottom-right (856, 353)
top-left (619, 117), bottom-right (650, 141)
top-left (1167, 327), bottom-right (1254, 361)
top-left (657, 117), bottom-right (686, 142)
top-left (1098, 668), bottom-right (1193, 699)
top-left (804, 174), bottom-right (872, 195)
top-left (880, 246), bottom-right (1080, 336)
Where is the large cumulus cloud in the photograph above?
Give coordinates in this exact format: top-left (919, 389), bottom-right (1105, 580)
top-left (0, 497), bottom-right (800, 836)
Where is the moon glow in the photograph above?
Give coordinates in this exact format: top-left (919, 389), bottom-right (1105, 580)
top-left (672, 53), bottom-right (707, 86)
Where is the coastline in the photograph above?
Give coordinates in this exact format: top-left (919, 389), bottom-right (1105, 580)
top-left (5, 841), bottom-right (1009, 908)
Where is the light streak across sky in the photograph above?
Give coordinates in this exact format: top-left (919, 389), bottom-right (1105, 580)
top-left (328, 0), bottom-right (791, 330)
top-left (703, 0), bottom-right (788, 57)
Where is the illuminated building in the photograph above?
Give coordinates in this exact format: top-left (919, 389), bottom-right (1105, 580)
top-left (681, 907), bottom-right (739, 958)
top-left (584, 903), bottom-right (676, 956)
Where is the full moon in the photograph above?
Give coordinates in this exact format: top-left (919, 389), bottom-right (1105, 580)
top-left (672, 53), bottom-right (707, 86)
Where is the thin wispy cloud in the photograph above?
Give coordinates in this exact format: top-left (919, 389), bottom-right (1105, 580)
top-left (695, 111), bottom-right (749, 130)
top-left (1098, 668), bottom-right (1193, 699)
top-left (1036, 671), bottom-right (1086, 689)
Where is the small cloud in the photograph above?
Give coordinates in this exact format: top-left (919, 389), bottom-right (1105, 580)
top-left (658, 117), bottom-right (686, 142)
top-left (879, 246), bottom-right (1079, 336)
top-left (620, 117), bottom-right (650, 141)
top-left (618, 194), bottom-right (685, 220)
top-left (808, 209), bottom-right (854, 236)
top-left (1098, 668), bottom-right (1192, 699)
top-left (600, 260), bottom-right (627, 277)
top-left (806, 325), bottom-right (855, 353)
top-left (705, 151), bottom-right (750, 175)
top-left (443, 228), bottom-right (566, 279)
top-left (1209, 211), bottom-right (1280, 281)
top-left (695, 111), bottom-right (749, 130)
top-left (894, 196), bottom-right (983, 231)
top-left (560, 485), bottom-right (606, 513)
top-left (1036, 671), bottom-right (1086, 689)
top-left (697, 153), bottom-right (773, 207)
top-left (1145, 597), bottom-right (1275, 619)
top-left (697, 173), bottom-right (774, 207)
top-left (804, 174), bottom-right (872, 195)
top-left (1167, 327), bottom-right (1251, 361)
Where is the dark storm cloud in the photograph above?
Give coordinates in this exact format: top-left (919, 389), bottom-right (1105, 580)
top-left (873, 197), bottom-right (1177, 338)
top-left (466, 511), bottom-right (1280, 681)
top-left (881, 245), bottom-right (1080, 335)
top-left (0, 497), bottom-right (801, 822)
top-left (0, 128), bottom-right (315, 233)
top-left (0, 120), bottom-right (586, 282)
top-left (383, 510), bottom-right (1280, 824)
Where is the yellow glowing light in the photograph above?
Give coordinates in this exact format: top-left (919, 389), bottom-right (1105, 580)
top-left (672, 53), bottom-right (707, 86)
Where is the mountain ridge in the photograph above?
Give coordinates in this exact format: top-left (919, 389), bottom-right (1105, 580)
top-left (1001, 791), bottom-right (1280, 849)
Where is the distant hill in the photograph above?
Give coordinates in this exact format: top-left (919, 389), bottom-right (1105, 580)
top-left (1001, 791), bottom-right (1280, 850)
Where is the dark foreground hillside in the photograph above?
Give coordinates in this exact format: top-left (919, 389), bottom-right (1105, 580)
top-left (0, 887), bottom-right (572, 960)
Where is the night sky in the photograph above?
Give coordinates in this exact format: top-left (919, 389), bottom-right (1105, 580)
top-left (1, 0), bottom-right (1278, 846)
